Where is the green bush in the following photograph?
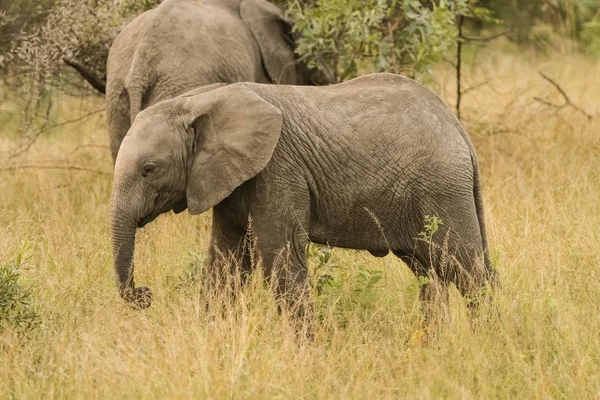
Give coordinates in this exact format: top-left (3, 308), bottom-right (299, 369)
top-left (581, 10), bottom-right (600, 57)
top-left (0, 242), bottom-right (40, 336)
top-left (287, 0), bottom-right (466, 82)
top-left (479, 0), bottom-right (600, 46)
top-left (309, 245), bottom-right (384, 325)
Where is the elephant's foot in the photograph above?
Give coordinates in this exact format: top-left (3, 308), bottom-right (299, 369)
top-left (121, 286), bottom-right (152, 309)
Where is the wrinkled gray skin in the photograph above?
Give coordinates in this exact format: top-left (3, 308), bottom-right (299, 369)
top-left (106, 0), bottom-right (312, 163)
top-left (111, 73), bottom-right (496, 313)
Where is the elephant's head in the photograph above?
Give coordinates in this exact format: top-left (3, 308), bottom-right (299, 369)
top-left (110, 83), bottom-right (283, 308)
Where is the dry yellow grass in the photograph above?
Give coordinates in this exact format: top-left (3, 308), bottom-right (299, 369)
top-left (1, 48), bottom-right (600, 399)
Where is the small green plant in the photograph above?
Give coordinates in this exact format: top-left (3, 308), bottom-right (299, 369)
top-left (174, 249), bottom-right (206, 291)
top-left (310, 245), bottom-right (384, 325)
top-left (309, 244), bottom-right (336, 297)
top-left (354, 267), bottom-right (384, 302)
top-left (416, 214), bottom-right (444, 280)
top-left (0, 241), bottom-right (40, 335)
top-left (418, 215), bottom-right (444, 243)
top-left (417, 275), bottom-right (431, 287)
top-left (582, 10), bottom-right (600, 57)
top-left (316, 264), bottom-right (384, 325)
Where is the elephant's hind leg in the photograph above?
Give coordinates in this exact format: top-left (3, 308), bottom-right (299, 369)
top-left (395, 214), bottom-right (489, 312)
top-left (429, 228), bottom-right (489, 307)
top-left (393, 249), bottom-right (450, 323)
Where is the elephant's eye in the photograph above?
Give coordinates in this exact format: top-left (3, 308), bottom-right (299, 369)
top-left (142, 163), bottom-right (159, 177)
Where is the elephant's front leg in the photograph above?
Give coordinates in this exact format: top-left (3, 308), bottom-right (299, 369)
top-left (207, 208), bottom-right (253, 295)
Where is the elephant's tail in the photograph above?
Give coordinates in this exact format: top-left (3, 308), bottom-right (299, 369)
top-left (448, 111), bottom-right (494, 285)
top-left (470, 149), bottom-right (495, 285)
top-left (125, 44), bottom-right (152, 125)
top-left (128, 88), bottom-right (143, 125)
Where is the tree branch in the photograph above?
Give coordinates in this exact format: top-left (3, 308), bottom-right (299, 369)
top-left (535, 71), bottom-right (593, 120)
top-left (461, 80), bottom-right (489, 96)
top-left (461, 30), bottom-right (510, 43)
top-left (62, 57), bottom-right (106, 95)
top-left (9, 108), bottom-right (105, 159)
top-left (316, 57), bottom-right (337, 84)
top-left (0, 165), bottom-right (111, 176)
top-left (456, 15), bottom-right (464, 120)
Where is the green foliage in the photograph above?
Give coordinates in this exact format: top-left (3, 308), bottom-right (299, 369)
top-left (418, 215), bottom-right (443, 243)
top-left (581, 10), bottom-right (600, 57)
top-left (479, 0), bottom-right (600, 47)
top-left (309, 245), bottom-right (384, 325)
top-left (288, 0), bottom-right (470, 82)
top-left (174, 249), bottom-right (206, 292)
top-left (417, 215), bottom-right (444, 269)
top-left (0, 241), bottom-right (40, 336)
top-left (3, 0), bottom-right (599, 92)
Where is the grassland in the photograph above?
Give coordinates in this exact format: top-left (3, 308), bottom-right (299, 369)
top-left (1, 47), bottom-right (600, 399)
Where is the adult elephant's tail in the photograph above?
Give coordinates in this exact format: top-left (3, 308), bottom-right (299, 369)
top-left (125, 44), bottom-right (151, 124)
top-left (128, 88), bottom-right (143, 125)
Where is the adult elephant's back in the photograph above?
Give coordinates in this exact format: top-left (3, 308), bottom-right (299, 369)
top-left (106, 0), bottom-right (309, 162)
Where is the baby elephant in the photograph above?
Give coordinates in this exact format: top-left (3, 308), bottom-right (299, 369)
top-left (110, 73), bottom-right (495, 313)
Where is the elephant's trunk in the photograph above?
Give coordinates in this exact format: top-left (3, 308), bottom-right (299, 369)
top-left (110, 187), bottom-right (152, 309)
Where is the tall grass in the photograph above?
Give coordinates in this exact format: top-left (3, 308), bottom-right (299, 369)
top-left (1, 48), bottom-right (599, 398)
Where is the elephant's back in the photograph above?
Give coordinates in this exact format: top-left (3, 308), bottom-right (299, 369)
top-left (106, 8), bottom-right (158, 91)
top-left (249, 73), bottom-right (462, 133)
top-left (151, 2), bottom-right (263, 82)
top-left (252, 73), bottom-right (475, 196)
top-left (249, 74), bottom-right (471, 162)
top-left (107, 0), bottom-right (264, 102)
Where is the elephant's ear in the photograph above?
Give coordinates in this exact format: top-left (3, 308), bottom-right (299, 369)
top-left (240, 0), bottom-right (297, 84)
top-left (183, 85), bottom-right (283, 215)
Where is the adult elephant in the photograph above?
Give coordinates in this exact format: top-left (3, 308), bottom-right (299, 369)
top-left (109, 73), bottom-right (496, 315)
top-left (106, 0), bottom-right (314, 162)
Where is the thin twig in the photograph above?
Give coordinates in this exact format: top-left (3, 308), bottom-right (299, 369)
top-left (532, 96), bottom-right (561, 109)
top-left (0, 165), bottom-right (111, 176)
top-left (456, 15), bottom-right (464, 120)
top-left (535, 71), bottom-right (593, 120)
top-left (9, 108), bottom-right (104, 159)
top-left (66, 143), bottom-right (110, 156)
top-left (461, 80), bottom-right (489, 96)
top-left (442, 57), bottom-right (457, 69)
top-left (461, 30), bottom-right (510, 43)
top-left (538, 72), bottom-right (573, 104)
top-left (455, 23), bottom-right (509, 120)
top-left (62, 57), bottom-right (106, 94)
top-left (316, 57), bottom-right (337, 84)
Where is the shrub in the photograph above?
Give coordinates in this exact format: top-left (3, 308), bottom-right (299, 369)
top-left (0, 242), bottom-right (40, 336)
top-left (310, 245), bottom-right (384, 325)
top-left (287, 0), bottom-right (466, 82)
